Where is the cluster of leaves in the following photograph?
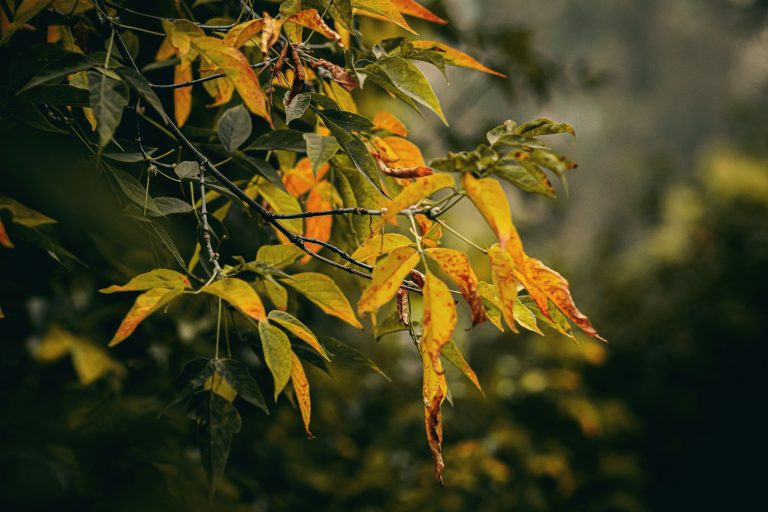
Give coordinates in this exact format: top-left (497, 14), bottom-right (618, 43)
top-left (0, 0), bottom-right (604, 494)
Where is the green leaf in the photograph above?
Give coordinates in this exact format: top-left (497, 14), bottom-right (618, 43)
top-left (281, 272), bottom-right (363, 329)
top-left (303, 133), bottom-right (340, 174)
top-left (89, 71), bottom-right (130, 147)
top-left (491, 159), bottom-right (555, 198)
top-left (114, 66), bottom-right (165, 118)
top-left (441, 340), bottom-right (484, 395)
top-left (285, 92), bottom-right (311, 125)
top-left (519, 295), bottom-right (576, 339)
top-left (217, 104), bottom-right (252, 153)
top-left (328, 0), bottom-right (354, 32)
top-left (16, 85), bottom-right (90, 106)
top-left (514, 118), bottom-right (575, 138)
top-left (213, 359), bottom-right (269, 414)
top-left (513, 298), bottom-right (544, 335)
top-left (247, 129), bottom-right (306, 151)
top-left (268, 310), bottom-right (329, 360)
top-left (373, 314), bottom-right (411, 341)
top-left (232, 152), bottom-right (283, 189)
top-left (530, 149), bottom-right (578, 175)
top-left (174, 160), bottom-right (200, 180)
top-left (151, 197), bottom-right (195, 216)
top-left (167, 358), bottom-right (214, 408)
top-left (186, 391), bottom-right (241, 496)
top-left (256, 244), bottom-right (304, 269)
top-left (486, 120), bottom-right (517, 145)
top-left (315, 108), bottom-right (383, 195)
top-left (429, 144), bottom-right (499, 174)
top-left (363, 56), bottom-right (447, 125)
top-left (1, 0), bottom-right (54, 46)
top-left (258, 320), bottom-right (293, 400)
top-left (316, 109), bottom-right (373, 132)
top-left (109, 168), bottom-right (163, 215)
top-left (319, 336), bottom-right (391, 381)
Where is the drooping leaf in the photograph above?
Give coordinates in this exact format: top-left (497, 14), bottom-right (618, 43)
top-left (213, 358), bottom-right (269, 413)
top-left (320, 336), bottom-right (391, 381)
top-left (201, 278), bottom-right (267, 321)
top-left (282, 272), bottom-right (363, 328)
top-left (410, 40), bottom-right (506, 77)
top-left (173, 63), bottom-right (192, 126)
top-left (358, 246), bottom-right (420, 314)
top-left (421, 272), bottom-right (456, 371)
top-left (513, 297), bottom-right (544, 335)
top-left (286, 9), bottom-right (343, 43)
top-left (441, 340), bottom-right (483, 395)
top-left (100, 268), bottom-right (191, 293)
top-left (488, 243), bottom-right (518, 333)
top-left (462, 172), bottom-right (519, 249)
top-left (167, 357), bottom-right (214, 407)
top-left (519, 295), bottom-right (575, 340)
top-left (268, 310), bottom-right (329, 360)
top-left (290, 351), bottom-right (313, 437)
top-left (420, 342), bottom-right (447, 483)
top-left (88, 70), bottom-right (129, 147)
top-left (216, 104), bottom-right (252, 153)
top-left (425, 248), bottom-right (484, 325)
top-left (257, 320), bottom-right (293, 400)
top-left (349, 233), bottom-right (412, 264)
top-left (492, 158), bottom-right (556, 198)
top-left (373, 135), bottom-right (425, 167)
top-left (109, 287), bottom-right (184, 346)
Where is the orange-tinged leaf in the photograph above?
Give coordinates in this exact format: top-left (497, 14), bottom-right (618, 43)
top-left (109, 288), bottom-right (184, 346)
top-left (392, 0), bottom-right (448, 24)
top-left (374, 173), bottom-right (454, 229)
top-left (283, 158), bottom-right (330, 197)
top-left (268, 310), bottom-right (330, 361)
top-left (488, 243), bottom-right (519, 333)
top-left (281, 272), bottom-right (363, 329)
top-left (0, 220), bottom-right (13, 248)
top-left (425, 248), bottom-right (484, 325)
top-left (290, 351), bottom-right (313, 437)
top-left (223, 19), bottom-right (264, 49)
top-left (415, 213), bottom-right (442, 247)
top-left (514, 255), bottom-right (604, 340)
top-left (173, 63), bottom-right (192, 127)
top-left (302, 181), bottom-right (340, 259)
top-left (462, 173), bottom-right (522, 250)
top-left (201, 278), bottom-right (267, 321)
top-left (411, 40), bottom-right (506, 77)
top-left (191, 37), bottom-right (269, 122)
top-left (373, 111), bottom-right (408, 136)
top-left (261, 12), bottom-right (284, 56)
top-left (349, 233), bottom-right (413, 264)
top-left (100, 269), bottom-right (191, 294)
top-left (163, 19), bottom-right (205, 57)
top-left (353, 0), bottom-right (417, 34)
top-left (358, 246), bottom-right (420, 314)
top-left (420, 343), bottom-right (447, 483)
top-left (374, 136), bottom-right (425, 167)
top-left (311, 58), bottom-right (357, 91)
top-left (286, 9), bottom-right (343, 44)
top-left (441, 339), bottom-right (483, 395)
top-left (155, 36), bottom-right (175, 61)
top-left (421, 272), bottom-right (456, 371)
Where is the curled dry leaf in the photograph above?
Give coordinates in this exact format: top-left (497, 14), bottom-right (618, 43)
top-left (286, 9), bottom-right (343, 45)
top-left (396, 287), bottom-right (410, 326)
top-left (260, 12), bottom-right (283, 57)
top-left (311, 58), bottom-right (358, 92)
top-left (420, 344), bottom-right (448, 484)
top-left (374, 152), bottom-right (434, 178)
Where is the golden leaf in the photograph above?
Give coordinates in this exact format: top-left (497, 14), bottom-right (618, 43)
top-left (421, 272), bottom-right (456, 371)
top-left (349, 233), bottom-right (413, 264)
top-left (425, 248), bottom-right (484, 325)
top-left (420, 343), bottom-right (447, 483)
top-left (488, 243), bottom-right (519, 333)
top-left (353, 0), bottom-right (417, 34)
top-left (109, 288), bottom-right (184, 346)
top-left (373, 111), bottom-right (408, 137)
top-left (476, 281), bottom-right (504, 331)
top-left (100, 269), bottom-right (191, 294)
top-left (462, 173), bottom-right (522, 250)
top-left (290, 351), bottom-right (313, 437)
top-left (282, 157), bottom-right (330, 197)
top-left (374, 173), bottom-right (454, 229)
top-left (268, 310), bottom-right (329, 360)
top-left (173, 63), bottom-right (193, 127)
top-left (302, 181), bottom-right (341, 260)
top-left (358, 246), bottom-right (420, 314)
top-left (391, 0), bottom-right (448, 24)
top-left (201, 278), bottom-right (267, 322)
top-left (411, 40), bottom-right (506, 77)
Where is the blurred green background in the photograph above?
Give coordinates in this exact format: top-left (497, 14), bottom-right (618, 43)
top-left (2, 0), bottom-right (768, 510)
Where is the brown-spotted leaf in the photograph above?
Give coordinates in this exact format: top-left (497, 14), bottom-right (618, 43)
top-left (281, 273), bottom-right (363, 329)
top-left (100, 269), bottom-right (191, 294)
top-left (421, 272), bottom-right (456, 372)
top-left (358, 246), bottom-right (420, 314)
top-left (290, 351), bottom-right (313, 437)
top-left (109, 288), bottom-right (184, 346)
top-left (349, 233), bottom-right (413, 265)
top-left (420, 343), bottom-right (447, 483)
top-left (374, 173), bottom-right (454, 229)
top-left (488, 243), bottom-right (519, 333)
top-left (425, 248), bottom-right (484, 325)
top-left (410, 40), bottom-right (506, 77)
top-left (201, 278), bottom-right (267, 321)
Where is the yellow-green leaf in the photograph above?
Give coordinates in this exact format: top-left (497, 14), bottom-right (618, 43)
top-left (268, 310), bottom-right (329, 360)
top-left (36, 325), bottom-right (126, 385)
top-left (109, 287), bottom-right (184, 346)
top-left (290, 351), bottom-right (313, 437)
top-left (476, 281), bottom-right (504, 331)
top-left (513, 297), bottom-right (544, 335)
top-left (410, 40), bottom-right (506, 77)
top-left (281, 273), bottom-right (363, 328)
top-left (100, 269), bottom-right (191, 294)
top-left (0, 195), bottom-right (56, 227)
top-left (353, 0), bottom-right (416, 34)
top-left (258, 320), bottom-right (292, 400)
top-left (358, 246), bottom-right (420, 314)
top-left (256, 182), bottom-right (304, 234)
top-left (349, 233), bottom-right (413, 264)
top-left (441, 339), bottom-right (483, 395)
top-left (202, 278), bottom-right (267, 321)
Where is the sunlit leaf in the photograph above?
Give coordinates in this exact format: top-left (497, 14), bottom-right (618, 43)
top-left (476, 281), bottom-right (503, 331)
top-left (421, 272), bottom-right (456, 371)
top-left (358, 246), bottom-right (420, 314)
top-left (373, 135), bottom-right (425, 168)
top-left (258, 320), bottom-right (293, 400)
top-left (268, 310), bottom-right (329, 360)
top-left (488, 243), bottom-right (518, 333)
top-left (100, 268), bottom-right (191, 293)
top-left (374, 173), bottom-right (454, 228)
top-left (462, 172), bottom-right (521, 249)
top-left (441, 340), bottom-right (483, 395)
top-left (513, 297), bottom-right (544, 335)
top-left (256, 181), bottom-right (304, 234)
top-left (290, 351), bottom-right (313, 437)
top-left (425, 248), bottom-right (484, 325)
top-left (202, 278), bottom-right (267, 321)
top-left (349, 233), bottom-right (413, 264)
top-left (257, 244), bottom-right (304, 269)
top-left (109, 287), bottom-right (184, 346)
top-left (286, 9), bottom-right (343, 43)
top-left (282, 272), bottom-right (363, 328)
top-left (173, 63), bottom-right (193, 126)
top-left (392, 0), bottom-right (448, 24)
top-left (353, 0), bottom-right (416, 33)
top-left (410, 40), bottom-right (506, 77)
top-left (373, 111), bottom-right (408, 136)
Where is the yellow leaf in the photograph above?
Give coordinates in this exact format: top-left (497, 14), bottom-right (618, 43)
top-left (282, 157), bottom-right (330, 197)
top-left (462, 173), bottom-right (522, 250)
top-left (441, 339), bottom-right (483, 395)
top-left (290, 351), bottom-right (313, 437)
top-left (258, 320), bottom-right (292, 400)
top-left (256, 244), bottom-right (305, 269)
top-left (425, 248), bottom-right (484, 325)
top-left (373, 136), bottom-right (425, 167)
top-left (488, 243), bottom-right (518, 333)
top-left (374, 173), bottom-right (454, 229)
top-left (421, 272), bottom-right (456, 371)
top-left (373, 111), bottom-right (408, 136)
top-left (201, 70), bottom-right (235, 108)
top-left (100, 269), bottom-right (191, 294)
top-left (411, 40), bottom-right (506, 77)
top-left (282, 273), bottom-right (363, 329)
top-left (358, 246), bottom-right (420, 314)
top-left (420, 343), bottom-right (447, 483)
top-left (322, 80), bottom-right (358, 113)
top-left (286, 9), bottom-right (343, 44)
top-left (163, 19), bottom-right (205, 57)
top-left (202, 278), bottom-right (267, 321)
top-left (204, 371), bottom-right (238, 402)
top-left (155, 36), bottom-right (175, 61)
top-left (109, 288), bottom-right (184, 346)
top-left (37, 325), bottom-right (125, 386)
top-left (223, 19), bottom-right (264, 49)
top-left (349, 233), bottom-right (413, 264)
top-left (256, 181), bottom-right (304, 234)
top-left (173, 63), bottom-right (192, 127)
top-left (302, 181), bottom-right (341, 260)
top-left (268, 310), bottom-right (329, 360)
top-left (391, 0), bottom-right (448, 24)
top-left (353, 0), bottom-right (417, 34)
top-left (191, 37), bottom-right (270, 122)
top-left (476, 281), bottom-right (504, 331)
top-left (260, 12), bottom-right (283, 56)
